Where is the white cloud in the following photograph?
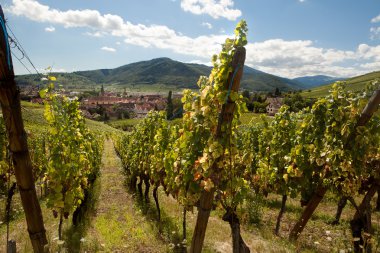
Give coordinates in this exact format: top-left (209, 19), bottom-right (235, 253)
top-left (187, 59), bottom-right (212, 66)
top-left (370, 27), bottom-right (380, 40)
top-left (7, 0), bottom-right (228, 58)
top-left (370, 14), bottom-right (380, 40)
top-left (245, 40), bottom-right (380, 78)
top-left (201, 22), bottom-right (213, 29)
top-left (116, 41), bottom-right (121, 45)
top-left (101, 46), bottom-right (116, 52)
top-left (39, 66), bottom-right (66, 73)
top-left (180, 0), bottom-right (241, 21)
top-left (44, 26), bottom-right (55, 32)
top-left (52, 67), bottom-right (66, 72)
top-left (84, 31), bottom-right (104, 37)
top-left (299, 0), bottom-right (306, 2)
top-left (7, 0), bottom-right (380, 78)
top-left (371, 14), bottom-right (380, 23)
top-left (360, 61), bottom-right (380, 71)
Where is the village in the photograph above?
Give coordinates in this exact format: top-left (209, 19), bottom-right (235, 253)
top-left (80, 89), bottom-right (168, 120)
top-left (20, 84), bottom-right (297, 122)
top-left (20, 85), bottom-right (179, 120)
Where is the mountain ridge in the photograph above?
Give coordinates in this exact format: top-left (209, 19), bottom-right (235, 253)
top-left (72, 57), bottom-right (304, 91)
top-left (15, 58), bottom-right (353, 92)
top-left (293, 75), bottom-right (345, 88)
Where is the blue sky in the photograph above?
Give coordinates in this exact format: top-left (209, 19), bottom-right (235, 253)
top-left (2, 0), bottom-right (380, 78)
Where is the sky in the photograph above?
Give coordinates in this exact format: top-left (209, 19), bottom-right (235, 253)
top-left (2, 0), bottom-right (380, 78)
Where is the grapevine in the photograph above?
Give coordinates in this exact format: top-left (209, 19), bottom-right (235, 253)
top-left (40, 78), bottom-right (102, 239)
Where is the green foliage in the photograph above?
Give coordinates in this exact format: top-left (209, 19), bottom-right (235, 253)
top-left (283, 92), bottom-right (314, 112)
top-left (242, 90), bottom-right (250, 99)
top-left (251, 101), bottom-right (268, 113)
top-left (40, 78), bottom-right (102, 224)
top-left (245, 191), bottom-right (264, 225)
top-left (255, 106), bottom-right (299, 197)
top-left (244, 92), bottom-right (268, 113)
top-left (274, 88), bottom-right (281, 97)
top-left (166, 90), bottom-right (174, 120)
top-left (28, 134), bottom-right (48, 183)
top-left (16, 72), bottom-right (97, 91)
top-left (293, 81), bottom-right (379, 195)
top-left (242, 80), bottom-right (380, 202)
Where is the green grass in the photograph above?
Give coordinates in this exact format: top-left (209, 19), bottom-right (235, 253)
top-left (79, 139), bottom-right (169, 253)
top-left (21, 101), bottom-right (47, 134)
top-left (20, 100), bottom-right (122, 137)
top-left (302, 71), bottom-right (380, 98)
top-left (16, 72), bottom-right (98, 91)
top-left (106, 118), bottom-right (143, 131)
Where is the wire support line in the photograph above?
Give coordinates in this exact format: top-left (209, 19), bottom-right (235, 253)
top-left (6, 23), bottom-right (43, 78)
top-left (11, 51), bottom-right (32, 75)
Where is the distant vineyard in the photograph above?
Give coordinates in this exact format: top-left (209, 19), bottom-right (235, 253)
top-left (302, 70), bottom-right (380, 98)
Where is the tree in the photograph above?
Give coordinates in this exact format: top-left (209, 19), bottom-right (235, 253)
top-left (103, 112), bottom-right (110, 121)
top-left (100, 84), bottom-right (105, 96)
top-left (242, 90), bottom-right (254, 111)
top-left (274, 87), bottom-right (281, 97)
top-left (242, 90), bottom-right (250, 99)
top-left (167, 90), bottom-right (174, 120)
top-left (283, 93), bottom-right (313, 112)
top-left (252, 101), bottom-right (268, 113)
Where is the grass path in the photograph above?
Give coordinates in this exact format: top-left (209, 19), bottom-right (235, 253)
top-left (81, 139), bottom-right (168, 252)
top-left (68, 138), bottom-right (298, 253)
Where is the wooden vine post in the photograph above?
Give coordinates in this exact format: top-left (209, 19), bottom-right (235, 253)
top-left (289, 184), bottom-right (327, 240)
top-left (0, 5), bottom-right (49, 253)
top-left (190, 46), bottom-right (246, 253)
top-left (350, 88), bottom-right (380, 253)
top-left (289, 88), bottom-right (380, 241)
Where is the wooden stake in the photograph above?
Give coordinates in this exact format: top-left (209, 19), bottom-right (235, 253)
top-left (7, 240), bottom-right (16, 253)
top-left (190, 46), bottom-right (246, 253)
top-left (0, 5), bottom-right (49, 253)
top-left (289, 88), bottom-right (380, 241)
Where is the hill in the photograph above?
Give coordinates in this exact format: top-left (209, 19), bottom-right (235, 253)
top-left (15, 72), bottom-right (97, 91)
top-left (15, 58), bottom-right (304, 92)
top-left (301, 71), bottom-right (380, 98)
top-left (293, 75), bottom-right (345, 88)
top-left (75, 57), bottom-right (304, 91)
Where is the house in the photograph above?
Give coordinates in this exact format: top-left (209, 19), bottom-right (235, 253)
top-left (266, 97), bottom-right (283, 116)
top-left (134, 103), bottom-right (157, 118)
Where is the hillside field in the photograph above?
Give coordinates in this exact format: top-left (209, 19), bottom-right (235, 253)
top-left (301, 71), bottom-right (380, 98)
